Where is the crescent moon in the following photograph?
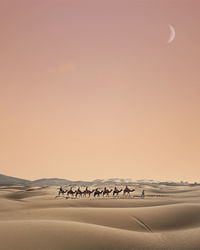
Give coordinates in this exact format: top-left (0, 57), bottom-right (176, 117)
top-left (167, 24), bottom-right (175, 44)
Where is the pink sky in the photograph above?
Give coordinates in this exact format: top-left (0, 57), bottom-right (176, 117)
top-left (0, 0), bottom-right (200, 181)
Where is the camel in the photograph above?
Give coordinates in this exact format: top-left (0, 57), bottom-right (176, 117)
top-left (113, 188), bottom-right (122, 197)
top-left (67, 188), bottom-right (76, 197)
top-left (75, 188), bottom-right (84, 198)
top-left (55, 187), bottom-right (67, 198)
top-left (93, 189), bottom-right (103, 197)
top-left (83, 188), bottom-right (95, 197)
top-left (123, 186), bottom-right (135, 197)
top-left (103, 188), bottom-right (113, 197)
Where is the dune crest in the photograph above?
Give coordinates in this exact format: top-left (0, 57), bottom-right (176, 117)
top-left (0, 184), bottom-right (200, 249)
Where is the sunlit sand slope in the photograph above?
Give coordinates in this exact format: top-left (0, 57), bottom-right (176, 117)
top-left (0, 184), bottom-right (200, 250)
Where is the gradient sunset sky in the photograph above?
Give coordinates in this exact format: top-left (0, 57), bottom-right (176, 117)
top-left (1, 0), bottom-right (200, 181)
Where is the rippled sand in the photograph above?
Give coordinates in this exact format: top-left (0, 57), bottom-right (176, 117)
top-left (0, 184), bottom-right (200, 249)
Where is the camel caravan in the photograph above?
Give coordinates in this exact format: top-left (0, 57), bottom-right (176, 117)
top-left (56, 186), bottom-right (145, 199)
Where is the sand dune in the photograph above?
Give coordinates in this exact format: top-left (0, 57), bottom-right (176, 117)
top-left (1, 220), bottom-right (200, 250)
top-left (0, 184), bottom-right (200, 249)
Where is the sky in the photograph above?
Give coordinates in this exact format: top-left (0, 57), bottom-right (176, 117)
top-left (0, 0), bottom-right (200, 181)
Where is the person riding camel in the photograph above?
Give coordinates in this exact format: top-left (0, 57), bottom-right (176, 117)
top-left (114, 186), bottom-right (118, 192)
top-left (59, 186), bottom-right (63, 192)
top-left (125, 186), bottom-right (130, 191)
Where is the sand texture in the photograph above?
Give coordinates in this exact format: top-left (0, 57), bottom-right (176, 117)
top-left (0, 184), bottom-right (200, 250)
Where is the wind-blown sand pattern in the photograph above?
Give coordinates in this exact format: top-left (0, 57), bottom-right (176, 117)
top-left (0, 185), bottom-right (200, 250)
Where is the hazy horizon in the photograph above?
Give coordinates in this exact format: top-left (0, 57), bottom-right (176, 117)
top-left (1, 0), bottom-right (200, 182)
top-left (0, 172), bottom-right (197, 183)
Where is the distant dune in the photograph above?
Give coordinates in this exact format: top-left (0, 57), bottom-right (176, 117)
top-left (1, 173), bottom-right (199, 187)
top-left (0, 174), bottom-right (30, 186)
top-left (0, 184), bottom-right (200, 249)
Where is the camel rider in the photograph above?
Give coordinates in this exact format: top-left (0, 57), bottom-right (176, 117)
top-left (60, 186), bottom-right (63, 192)
top-left (114, 186), bottom-right (118, 192)
top-left (104, 187), bottom-right (107, 192)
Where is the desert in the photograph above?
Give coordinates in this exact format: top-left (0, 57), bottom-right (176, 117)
top-left (1, 182), bottom-right (200, 250)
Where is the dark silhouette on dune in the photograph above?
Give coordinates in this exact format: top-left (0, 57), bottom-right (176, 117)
top-left (103, 187), bottom-right (113, 197)
top-left (55, 186), bottom-right (68, 198)
top-left (75, 188), bottom-right (84, 198)
top-left (67, 188), bottom-right (76, 197)
top-left (83, 187), bottom-right (95, 197)
top-left (123, 186), bottom-right (135, 197)
top-left (113, 187), bottom-right (123, 197)
top-left (94, 189), bottom-right (103, 197)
